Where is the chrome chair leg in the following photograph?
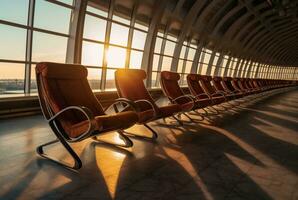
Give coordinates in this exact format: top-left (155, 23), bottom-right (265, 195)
top-left (172, 115), bottom-right (184, 126)
top-left (36, 138), bottom-right (82, 170)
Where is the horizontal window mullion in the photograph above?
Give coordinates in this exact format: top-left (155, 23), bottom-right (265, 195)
top-left (85, 12), bottom-right (148, 34)
top-left (83, 38), bottom-right (145, 52)
top-left (45, 0), bottom-right (75, 9)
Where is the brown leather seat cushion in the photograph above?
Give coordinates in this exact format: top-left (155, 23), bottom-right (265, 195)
top-left (69, 111), bottom-right (138, 138)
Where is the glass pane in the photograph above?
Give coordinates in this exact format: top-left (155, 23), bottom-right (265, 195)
top-left (134, 23), bottom-right (148, 31)
top-left (185, 61), bottom-right (192, 73)
top-left (210, 66), bottom-right (216, 76)
top-left (132, 30), bottom-right (146, 50)
top-left (129, 50), bottom-right (143, 69)
top-left (187, 48), bottom-right (196, 61)
top-left (201, 64), bottom-right (208, 75)
top-left (0, 63), bottom-right (24, 94)
top-left (0, 0), bottom-right (29, 25)
top-left (87, 68), bottom-right (102, 90)
top-left (112, 15), bottom-right (130, 25)
top-left (34, 0), bottom-right (72, 34)
top-left (105, 69), bottom-right (116, 89)
top-left (177, 60), bottom-right (184, 73)
top-left (0, 24), bottom-right (26, 61)
top-left (86, 6), bottom-right (108, 17)
top-left (110, 23), bottom-right (129, 46)
top-left (154, 37), bottom-right (163, 53)
top-left (151, 72), bottom-right (158, 87)
top-left (180, 46), bottom-right (186, 59)
top-left (222, 59), bottom-right (228, 68)
top-left (81, 41), bottom-right (104, 66)
top-left (30, 64), bottom-right (37, 93)
top-left (204, 53), bottom-right (211, 64)
top-left (213, 56), bottom-right (219, 66)
top-left (164, 40), bottom-right (175, 56)
top-left (106, 46), bottom-right (126, 68)
top-left (83, 15), bottom-right (106, 41)
top-left (32, 31), bottom-right (68, 62)
top-left (166, 35), bottom-right (177, 42)
top-left (152, 55), bottom-right (160, 71)
top-left (161, 56), bottom-right (172, 71)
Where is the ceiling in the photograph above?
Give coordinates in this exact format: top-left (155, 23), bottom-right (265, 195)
top-left (90, 0), bottom-right (298, 67)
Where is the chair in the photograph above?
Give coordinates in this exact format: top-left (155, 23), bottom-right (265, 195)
top-left (115, 69), bottom-right (183, 138)
top-left (36, 62), bottom-right (139, 170)
top-left (198, 75), bottom-right (230, 105)
top-left (212, 76), bottom-right (243, 100)
top-left (187, 74), bottom-right (225, 114)
top-left (160, 71), bottom-right (210, 121)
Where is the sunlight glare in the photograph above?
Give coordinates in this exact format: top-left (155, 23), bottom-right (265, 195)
top-left (106, 46), bottom-right (126, 68)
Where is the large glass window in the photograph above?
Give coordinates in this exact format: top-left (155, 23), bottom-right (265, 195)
top-left (0, 0), bottom-right (29, 25)
top-left (0, 24), bottom-right (27, 61)
top-left (32, 32), bottom-right (68, 62)
top-left (81, 4), bottom-right (149, 90)
top-left (34, 0), bottom-right (72, 34)
top-left (0, 63), bottom-right (25, 95)
top-left (83, 15), bottom-right (106, 41)
top-left (0, 0), bottom-right (74, 97)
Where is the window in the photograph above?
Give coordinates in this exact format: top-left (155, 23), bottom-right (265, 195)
top-left (0, 63), bottom-right (25, 95)
top-left (34, 0), bottom-right (72, 34)
top-left (132, 30), bottom-right (146, 50)
top-left (152, 33), bottom-right (178, 87)
top-left (81, 41), bottom-right (104, 66)
top-left (0, 0), bottom-right (29, 25)
top-left (129, 50), bottom-right (143, 69)
top-left (32, 32), bottom-right (68, 62)
top-left (83, 15), bottom-right (106, 41)
top-left (110, 23), bottom-right (129, 46)
top-left (0, 24), bottom-right (26, 61)
top-left (0, 0), bottom-right (74, 97)
top-left (106, 46), bottom-right (126, 68)
top-left (82, 4), bottom-right (149, 90)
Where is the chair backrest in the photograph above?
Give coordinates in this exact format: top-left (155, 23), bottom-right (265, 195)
top-left (231, 78), bottom-right (242, 90)
top-left (222, 77), bottom-right (235, 92)
top-left (199, 75), bottom-right (216, 94)
top-left (115, 69), bottom-right (159, 112)
top-left (238, 78), bottom-right (247, 90)
top-left (160, 71), bottom-right (188, 104)
top-left (212, 76), bottom-right (225, 91)
top-left (36, 62), bottom-right (105, 136)
top-left (187, 74), bottom-right (206, 98)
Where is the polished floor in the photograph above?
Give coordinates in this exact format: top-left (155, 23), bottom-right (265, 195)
top-left (0, 88), bottom-right (298, 200)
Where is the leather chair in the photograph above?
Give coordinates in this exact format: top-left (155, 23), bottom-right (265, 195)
top-left (212, 76), bottom-right (243, 100)
top-left (115, 69), bottom-right (183, 138)
top-left (36, 62), bottom-right (139, 170)
top-left (198, 75), bottom-right (227, 104)
top-left (160, 71), bottom-right (211, 121)
top-left (187, 74), bottom-right (225, 114)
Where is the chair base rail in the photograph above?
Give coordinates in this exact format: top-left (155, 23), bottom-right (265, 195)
top-left (36, 138), bottom-right (82, 170)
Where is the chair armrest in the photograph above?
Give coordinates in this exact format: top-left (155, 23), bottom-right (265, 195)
top-left (171, 95), bottom-right (195, 105)
top-left (211, 91), bottom-right (225, 98)
top-left (194, 93), bottom-right (211, 99)
top-left (104, 98), bottom-right (140, 113)
top-left (48, 106), bottom-right (98, 142)
top-left (134, 99), bottom-right (158, 117)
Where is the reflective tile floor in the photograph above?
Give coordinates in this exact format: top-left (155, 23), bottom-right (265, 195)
top-left (0, 88), bottom-right (298, 200)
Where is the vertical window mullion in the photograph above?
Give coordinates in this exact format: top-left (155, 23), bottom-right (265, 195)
top-left (25, 0), bottom-right (35, 94)
top-left (100, 0), bottom-right (114, 90)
